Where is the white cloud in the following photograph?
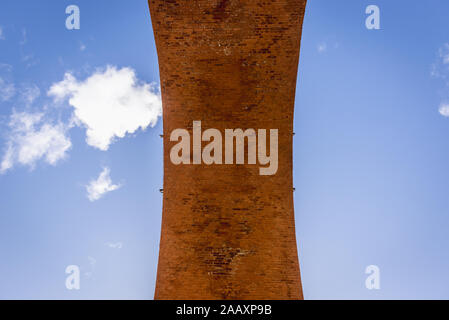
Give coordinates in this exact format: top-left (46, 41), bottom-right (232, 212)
top-left (0, 77), bottom-right (15, 101)
top-left (86, 167), bottom-right (121, 201)
top-left (0, 111), bottom-right (71, 173)
top-left (0, 144), bottom-right (14, 173)
top-left (439, 103), bottom-right (449, 117)
top-left (0, 26), bottom-right (5, 40)
top-left (80, 43), bottom-right (86, 51)
top-left (48, 66), bottom-right (162, 151)
top-left (106, 242), bottom-right (123, 249)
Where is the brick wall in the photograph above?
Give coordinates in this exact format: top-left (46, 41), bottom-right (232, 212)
top-left (149, 0), bottom-right (307, 300)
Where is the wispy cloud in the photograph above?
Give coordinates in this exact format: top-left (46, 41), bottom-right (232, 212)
top-left (431, 43), bottom-right (449, 80)
top-left (0, 26), bottom-right (5, 40)
top-left (317, 42), bottom-right (327, 54)
top-left (0, 77), bottom-right (15, 101)
top-left (441, 44), bottom-right (449, 65)
top-left (17, 28), bottom-right (39, 68)
top-left (0, 111), bottom-right (71, 173)
top-left (88, 256), bottom-right (96, 266)
top-left (20, 84), bottom-right (40, 106)
top-left (21, 53), bottom-right (39, 68)
top-left (432, 44), bottom-right (449, 117)
top-left (84, 256), bottom-right (97, 278)
top-left (19, 28), bottom-right (27, 45)
top-left (86, 167), bottom-right (121, 201)
top-left (0, 63), bottom-right (13, 72)
top-left (48, 66), bottom-right (162, 151)
top-left (439, 103), bottom-right (449, 117)
top-left (106, 242), bottom-right (123, 249)
top-left (317, 40), bottom-right (340, 54)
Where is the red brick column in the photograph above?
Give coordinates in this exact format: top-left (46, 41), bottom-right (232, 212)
top-left (149, 0), bottom-right (307, 300)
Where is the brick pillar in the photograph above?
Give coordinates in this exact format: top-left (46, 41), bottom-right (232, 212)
top-left (149, 0), bottom-right (307, 300)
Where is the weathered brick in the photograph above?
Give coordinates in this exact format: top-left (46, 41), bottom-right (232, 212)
top-left (149, 0), bottom-right (307, 300)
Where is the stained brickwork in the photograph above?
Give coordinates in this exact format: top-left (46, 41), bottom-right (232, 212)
top-left (148, 0), bottom-right (307, 300)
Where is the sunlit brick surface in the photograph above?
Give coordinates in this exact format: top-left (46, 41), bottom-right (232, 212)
top-left (149, 0), bottom-right (307, 300)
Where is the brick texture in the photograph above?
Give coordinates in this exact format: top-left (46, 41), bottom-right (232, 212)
top-left (148, 0), bottom-right (307, 300)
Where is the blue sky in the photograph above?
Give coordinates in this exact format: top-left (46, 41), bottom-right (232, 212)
top-left (0, 0), bottom-right (449, 299)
